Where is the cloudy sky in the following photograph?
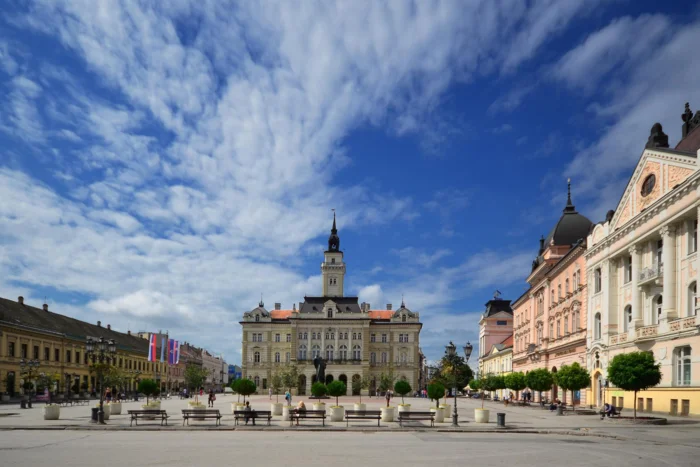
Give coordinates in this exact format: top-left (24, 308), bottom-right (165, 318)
top-left (1, 1), bottom-right (699, 365)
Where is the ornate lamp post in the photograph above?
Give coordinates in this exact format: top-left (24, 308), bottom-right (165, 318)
top-left (86, 337), bottom-right (117, 424)
top-left (445, 341), bottom-right (473, 427)
top-left (19, 358), bottom-right (40, 408)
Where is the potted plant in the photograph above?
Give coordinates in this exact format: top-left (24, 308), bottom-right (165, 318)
top-left (183, 364), bottom-right (209, 404)
top-left (352, 376), bottom-right (370, 410)
top-left (311, 382), bottom-right (327, 412)
top-left (43, 403), bottom-right (61, 420)
top-left (270, 371), bottom-right (283, 416)
top-left (474, 374), bottom-right (502, 423)
top-left (138, 379), bottom-right (160, 417)
top-left (428, 382), bottom-right (446, 423)
top-left (327, 380), bottom-right (347, 422)
top-left (504, 372), bottom-right (527, 404)
top-left (229, 380), bottom-right (245, 414)
top-left (236, 379), bottom-right (257, 404)
top-left (280, 365), bottom-right (299, 420)
top-left (394, 380), bottom-right (412, 413)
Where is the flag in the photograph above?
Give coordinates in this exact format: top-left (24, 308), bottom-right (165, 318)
top-left (148, 334), bottom-right (157, 362)
top-left (168, 339), bottom-right (180, 365)
top-left (160, 337), bottom-right (166, 362)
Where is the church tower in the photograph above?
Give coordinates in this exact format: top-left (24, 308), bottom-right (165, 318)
top-left (321, 213), bottom-right (346, 297)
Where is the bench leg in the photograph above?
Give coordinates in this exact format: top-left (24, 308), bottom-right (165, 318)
top-left (377, 418), bottom-right (380, 427)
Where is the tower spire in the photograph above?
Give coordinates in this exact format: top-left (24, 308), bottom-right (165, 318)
top-left (563, 178), bottom-right (577, 213)
top-left (259, 293), bottom-right (264, 308)
top-left (327, 209), bottom-right (340, 252)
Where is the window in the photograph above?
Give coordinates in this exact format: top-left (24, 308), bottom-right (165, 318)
top-left (400, 352), bottom-right (407, 364)
top-left (274, 352), bottom-right (280, 363)
top-left (356, 333), bottom-right (361, 340)
top-left (370, 333), bottom-right (376, 343)
top-left (689, 282), bottom-right (697, 317)
top-left (304, 332), bottom-right (308, 340)
top-left (44, 347), bottom-right (49, 361)
top-left (352, 345), bottom-right (361, 360)
top-left (21, 344), bottom-right (27, 358)
top-left (326, 345), bottom-right (334, 360)
top-left (381, 334), bottom-right (387, 343)
top-left (623, 306), bottom-right (632, 332)
top-left (339, 345), bottom-right (347, 360)
top-left (624, 256), bottom-right (632, 283)
top-left (656, 240), bottom-right (663, 266)
top-left (594, 268), bottom-right (602, 293)
top-left (344, 332), bottom-right (348, 339)
top-left (563, 317), bottom-right (568, 334)
top-left (381, 352), bottom-right (388, 363)
top-left (352, 333), bottom-right (357, 340)
top-left (558, 284), bottom-right (562, 299)
top-left (594, 313), bottom-right (601, 340)
top-left (275, 334), bottom-right (280, 342)
top-left (556, 320), bottom-right (561, 338)
top-left (8, 342), bottom-right (15, 357)
top-left (66, 350), bottom-right (71, 363)
top-left (286, 334), bottom-right (291, 342)
top-left (312, 345), bottom-right (320, 358)
top-left (254, 376), bottom-right (260, 387)
top-left (549, 322), bottom-right (554, 339)
top-left (312, 332), bottom-right (316, 340)
top-left (496, 320), bottom-right (507, 325)
top-left (327, 308), bottom-right (333, 318)
top-left (254, 351), bottom-right (261, 363)
top-left (641, 174), bottom-right (655, 197)
top-left (258, 333), bottom-right (263, 342)
top-left (76, 351), bottom-right (81, 364)
top-left (402, 314), bottom-right (407, 322)
top-left (33, 345), bottom-right (39, 360)
top-left (691, 220), bottom-right (698, 254)
top-left (298, 345), bottom-right (307, 360)
top-left (286, 352), bottom-right (290, 363)
top-left (370, 352), bottom-right (376, 364)
top-left (675, 346), bottom-right (691, 386)
top-left (298, 332), bottom-right (303, 340)
top-left (252, 333), bottom-right (257, 342)
top-left (255, 315), bottom-right (260, 322)
top-left (565, 278), bottom-right (570, 295)
top-left (655, 296), bottom-right (663, 324)
top-left (550, 289), bottom-right (555, 305)
top-left (331, 258), bottom-right (335, 264)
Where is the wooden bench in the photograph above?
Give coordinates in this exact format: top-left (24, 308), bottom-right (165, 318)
top-left (74, 398), bottom-right (90, 406)
top-left (398, 411), bottom-right (435, 427)
top-left (128, 409), bottom-right (170, 426)
top-left (182, 409), bottom-right (222, 426)
top-left (290, 409), bottom-right (326, 426)
top-left (600, 406), bottom-right (623, 418)
top-left (233, 410), bottom-right (272, 426)
top-left (345, 410), bottom-right (381, 427)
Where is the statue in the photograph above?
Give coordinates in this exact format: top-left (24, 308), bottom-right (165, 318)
top-left (313, 355), bottom-right (326, 384)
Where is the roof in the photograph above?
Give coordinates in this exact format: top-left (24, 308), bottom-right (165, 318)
top-left (544, 187), bottom-right (592, 248)
top-left (676, 124), bottom-right (700, 153)
top-left (270, 309), bottom-right (294, 319)
top-left (368, 310), bottom-right (394, 319)
top-left (499, 335), bottom-right (513, 347)
top-left (482, 298), bottom-right (513, 317)
top-left (0, 297), bottom-right (150, 355)
top-left (299, 296), bottom-right (362, 314)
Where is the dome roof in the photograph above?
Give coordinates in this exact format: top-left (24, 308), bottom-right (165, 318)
top-left (545, 181), bottom-right (592, 247)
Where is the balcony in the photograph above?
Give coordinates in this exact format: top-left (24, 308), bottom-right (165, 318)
top-left (639, 263), bottom-right (663, 286)
top-left (636, 324), bottom-right (658, 340)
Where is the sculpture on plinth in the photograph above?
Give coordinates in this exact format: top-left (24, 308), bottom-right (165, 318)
top-left (313, 355), bottom-right (326, 384)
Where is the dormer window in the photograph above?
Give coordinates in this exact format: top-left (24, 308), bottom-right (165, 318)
top-left (331, 258), bottom-right (335, 264)
top-left (327, 308), bottom-right (333, 318)
top-left (402, 314), bottom-right (407, 322)
top-left (255, 315), bottom-right (260, 322)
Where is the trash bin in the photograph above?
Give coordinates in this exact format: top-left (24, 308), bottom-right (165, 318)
top-left (497, 412), bottom-right (506, 427)
top-left (556, 405), bottom-right (564, 416)
top-left (91, 407), bottom-right (99, 422)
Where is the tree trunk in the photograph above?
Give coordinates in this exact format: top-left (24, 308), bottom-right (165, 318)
top-left (571, 390), bottom-right (575, 412)
top-left (633, 390), bottom-right (637, 419)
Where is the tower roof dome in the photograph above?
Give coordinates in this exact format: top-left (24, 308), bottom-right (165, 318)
top-left (544, 179), bottom-right (592, 247)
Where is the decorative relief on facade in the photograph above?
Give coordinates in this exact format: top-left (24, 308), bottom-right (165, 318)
top-left (617, 199), bottom-right (632, 229)
top-left (619, 333), bottom-right (627, 343)
top-left (668, 166), bottom-right (694, 190)
top-left (636, 162), bottom-right (661, 213)
top-left (637, 325), bottom-right (658, 338)
top-left (670, 320), bottom-right (681, 332)
top-left (682, 316), bottom-right (696, 329)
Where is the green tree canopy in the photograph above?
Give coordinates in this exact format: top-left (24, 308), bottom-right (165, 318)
top-left (326, 380), bottom-right (346, 407)
top-left (280, 364), bottom-right (299, 394)
top-left (236, 378), bottom-right (257, 403)
top-left (378, 369), bottom-right (396, 393)
top-left (394, 380), bottom-right (412, 405)
top-left (477, 374), bottom-right (504, 409)
top-left (352, 375), bottom-right (371, 403)
top-left (311, 382), bottom-right (328, 399)
top-left (525, 368), bottom-right (554, 403)
top-left (434, 354), bottom-right (474, 391)
top-left (554, 363), bottom-right (591, 411)
top-left (138, 379), bottom-right (158, 404)
top-left (607, 352), bottom-right (662, 418)
top-left (427, 382), bottom-right (445, 409)
top-left (270, 371), bottom-right (283, 403)
top-left (504, 372), bottom-right (527, 394)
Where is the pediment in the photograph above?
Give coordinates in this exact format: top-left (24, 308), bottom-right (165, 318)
top-left (609, 149), bottom-right (697, 231)
top-left (485, 310), bottom-right (512, 320)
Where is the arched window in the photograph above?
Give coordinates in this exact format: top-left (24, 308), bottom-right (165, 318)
top-left (339, 345), bottom-right (348, 360)
top-left (624, 306), bottom-right (632, 332)
top-left (689, 282), bottom-right (697, 317)
top-left (254, 351), bottom-right (260, 363)
top-left (594, 313), bottom-right (601, 340)
top-left (550, 289), bottom-right (555, 306)
top-left (274, 352), bottom-right (280, 363)
top-left (655, 295), bottom-right (663, 324)
top-left (254, 376), bottom-right (260, 387)
top-left (370, 352), bottom-right (376, 364)
top-left (312, 345), bottom-right (320, 359)
top-left (352, 345), bottom-right (361, 360)
top-left (594, 268), bottom-right (602, 293)
top-left (564, 316), bottom-right (568, 334)
top-left (326, 345), bottom-right (334, 361)
top-left (565, 278), bottom-right (569, 295)
top-left (303, 332), bottom-right (308, 340)
top-left (558, 284), bottom-right (562, 299)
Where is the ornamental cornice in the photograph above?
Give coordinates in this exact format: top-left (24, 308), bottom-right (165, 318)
top-left (586, 171), bottom-right (700, 259)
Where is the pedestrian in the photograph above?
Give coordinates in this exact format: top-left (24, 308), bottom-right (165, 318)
top-left (385, 390), bottom-right (391, 407)
top-left (269, 387), bottom-right (273, 400)
top-left (244, 401), bottom-right (256, 425)
top-left (208, 389), bottom-right (215, 408)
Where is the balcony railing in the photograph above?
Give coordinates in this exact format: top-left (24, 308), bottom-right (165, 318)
top-left (639, 263), bottom-right (663, 284)
top-left (636, 324), bottom-right (658, 339)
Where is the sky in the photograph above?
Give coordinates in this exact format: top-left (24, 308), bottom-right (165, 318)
top-left (1, 1), bottom-right (699, 367)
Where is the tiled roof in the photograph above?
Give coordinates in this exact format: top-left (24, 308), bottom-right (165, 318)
top-left (270, 309), bottom-right (294, 319)
top-left (676, 125), bottom-right (700, 153)
top-left (368, 310), bottom-right (394, 319)
top-left (499, 335), bottom-right (513, 347)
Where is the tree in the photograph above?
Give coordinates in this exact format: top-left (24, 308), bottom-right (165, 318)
top-left (184, 365), bottom-right (209, 403)
top-left (138, 379), bottom-right (158, 404)
top-left (280, 364), bottom-right (299, 395)
top-left (270, 370), bottom-right (283, 403)
top-left (554, 363), bottom-right (591, 412)
top-left (236, 378), bottom-right (257, 403)
top-left (311, 382), bottom-right (327, 399)
top-left (435, 354), bottom-right (474, 395)
top-left (352, 376), bottom-right (371, 403)
top-left (526, 368), bottom-right (554, 405)
top-left (326, 380), bottom-right (346, 407)
top-left (427, 382), bottom-right (445, 409)
top-left (478, 374), bottom-right (503, 409)
top-left (230, 379), bottom-right (241, 402)
top-left (504, 372), bottom-right (527, 398)
top-left (394, 380), bottom-right (412, 405)
top-left (378, 368), bottom-right (396, 394)
top-left (607, 352), bottom-right (662, 419)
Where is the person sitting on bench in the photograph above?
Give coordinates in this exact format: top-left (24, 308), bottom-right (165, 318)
top-left (601, 403), bottom-right (617, 418)
top-left (549, 399), bottom-right (560, 411)
top-left (244, 401), bottom-right (256, 425)
top-left (295, 401), bottom-right (307, 426)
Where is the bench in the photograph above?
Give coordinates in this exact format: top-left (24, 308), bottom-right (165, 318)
top-left (233, 410), bottom-right (272, 426)
top-left (600, 406), bottom-right (623, 418)
top-left (290, 409), bottom-right (326, 427)
top-left (182, 409), bottom-right (223, 426)
top-left (128, 409), bottom-right (169, 426)
top-left (398, 411), bottom-right (435, 427)
top-left (345, 410), bottom-right (381, 427)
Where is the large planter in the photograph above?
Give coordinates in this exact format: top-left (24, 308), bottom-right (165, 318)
top-left (271, 402), bottom-right (283, 416)
top-left (474, 408), bottom-right (490, 423)
top-left (381, 406), bottom-right (395, 422)
top-left (232, 402), bottom-right (246, 414)
top-left (43, 405), bottom-right (60, 420)
top-left (353, 403), bottom-right (366, 411)
top-left (188, 404), bottom-right (206, 422)
top-left (431, 407), bottom-right (445, 423)
top-left (110, 402), bottom-right (122, 415)
top-left (96, 404), bottom-right (111, 420)
top-left (282, 406), bottom-right (293, 421)
top-left (329, 406), bottom-right (345, 422)
top-left (312, 402), bottom-right (326, 414)
top-left (398, 404), bottom-right (411, 413)
top-left (440, 404), bottom-right (451, 416)
top-left (146, 401), bottom-right (161, 410)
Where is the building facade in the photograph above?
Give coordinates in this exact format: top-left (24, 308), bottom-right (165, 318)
top-left (586, 108), bottom-right (700, 415)
top-left (479, 335), bottom-right (513, 398)
top-left (477, 297), bottom-right (513, 377)
top-left (240, 216), bottom-right (423, 395)
top-left (201, 350), bottom-right (227, 391)
top-left (511, 188), bottom-right (591, 404)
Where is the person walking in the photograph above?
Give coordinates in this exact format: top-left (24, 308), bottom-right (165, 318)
top-left (269, 387), bottom-right (273, 400)
top-left (208, 389), bottom-right (215, 408)
top-left (385, 390), bottom-right (391, 407)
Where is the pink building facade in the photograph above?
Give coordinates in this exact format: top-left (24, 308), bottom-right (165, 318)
top-left (511, 185), bottom-right (591, 404)
top-left (477, 298), bottom-right (513, 377)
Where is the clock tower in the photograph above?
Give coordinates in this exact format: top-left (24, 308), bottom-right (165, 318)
top-left (321, 213), bottom-right (345, 297)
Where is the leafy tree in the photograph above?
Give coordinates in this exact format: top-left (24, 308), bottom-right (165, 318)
top-left (326, 380), bottom-right (346, 407)
top-left (526, 368), bottom-right (554, 405)
top-left (230, 379), bottom-right (241, 402)
top-left (504, 372), bottom-right (527, 397)
top-left (184, 365), bottom-right (209, 403)
top-left (478, 374), bottom-right (503, 409)
top-left (280, 364), bottom-right (299, 394)
top-left (270, 371), bottom-right (283, 403)
top-left (378, 368), bottom-right (396, 393)
top-left (427, 382), bottom-right (445, 409)
top-left (352, 375), bottom-right (371, 403)
top-left (311, 382), bottom-right (327, 399)
top-left (236, 378), bottom-right (257, 403)
top-left (434, 354), bottom-right (474, 394)
top-left (138, 379), bottom-right (158, 404)
top-left (607, 352), bottom-right (662, 419)
top-left (554, 363), bottom-right (591, 412)
top-left (394, 380), bottom-right (412, 405)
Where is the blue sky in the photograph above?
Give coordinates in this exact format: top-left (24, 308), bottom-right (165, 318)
top-left (1, 1), bottom-right (699, 366)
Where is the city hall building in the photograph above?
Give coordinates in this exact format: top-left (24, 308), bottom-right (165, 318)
top-left (240, 215), bottom-right (424, 395)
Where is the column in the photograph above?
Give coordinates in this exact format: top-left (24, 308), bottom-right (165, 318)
top-left (661, 224), bottom-right (678, 321)
top-left (629, 245), bottom-right (643, 328)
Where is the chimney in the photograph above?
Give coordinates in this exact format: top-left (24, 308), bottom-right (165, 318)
top-left (275, 303), bottom-right (281, 310)
top-left (97, 320), bottom-right (102, 327)
top-left (43, 303), bottom-right (48, 311)
top-left (538, 235), bottom-right (545, 255)
top-left (18, 296), bottom-right (24, 305)
top-left (128, 330), bottom-right (131, 335)
top-left (386, 303), bottom-right (392, 311)
top-left (107, 324), bottom-right (111, 330)
top-left (366, 303), bottom-right (371, 312)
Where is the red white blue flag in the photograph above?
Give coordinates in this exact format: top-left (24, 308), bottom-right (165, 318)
top-left (168, 339), bottom-right (179, 365)
top-left (160, 337), bottom-right (166, 362)
top-left (148, 334), bottom-right (157, 362)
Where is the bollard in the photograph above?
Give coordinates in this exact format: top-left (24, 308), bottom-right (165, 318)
top-left (91, 407), bottom-right (99, 422)
top-left (497, 412), bottom-right (506, 427)
top-left (557, 405), bottom-right (564, 416)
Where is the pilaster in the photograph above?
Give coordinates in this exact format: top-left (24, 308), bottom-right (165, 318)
top-left (661, 224), bottom-right (678, 321)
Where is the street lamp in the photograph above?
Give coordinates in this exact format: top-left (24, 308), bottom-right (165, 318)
top-left (86, 337), bottom-right (117, 424)
top-left (444, 341), bottom-right (473, 427)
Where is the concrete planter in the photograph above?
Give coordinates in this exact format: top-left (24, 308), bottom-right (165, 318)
top-left (330, 406), bottom-right (345, 422)
top-left (312, 402), bottom-right (326, 414)
top-left (232, 402), bottom-right (246, 414)
top-left (474, 408), bottom-right (490, 423)
top-left (43, 404), bottom-right (60, 420)
top-left (398, 404), bottom-right (411, 413)
top-left (430, 407), bottom-right (445, 423)
top-left (282, 406), bottom-right (293, 421)
top-left (271, 402), bottom-right (283, 416)
top-left (146, 401), bottom-right (161, 410)
top-left (188, 404), bottom-right (206, 422)
top-left (380, 406), bottom-right (395, 422)
top-left (353, 403), bottom-right (366, 411)
top-left (96, 404), bottom-right (110, 420)
top-left (109, 402), bottom-right (122, 415)
top-left (440, 404), bottom-right (451, 416)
